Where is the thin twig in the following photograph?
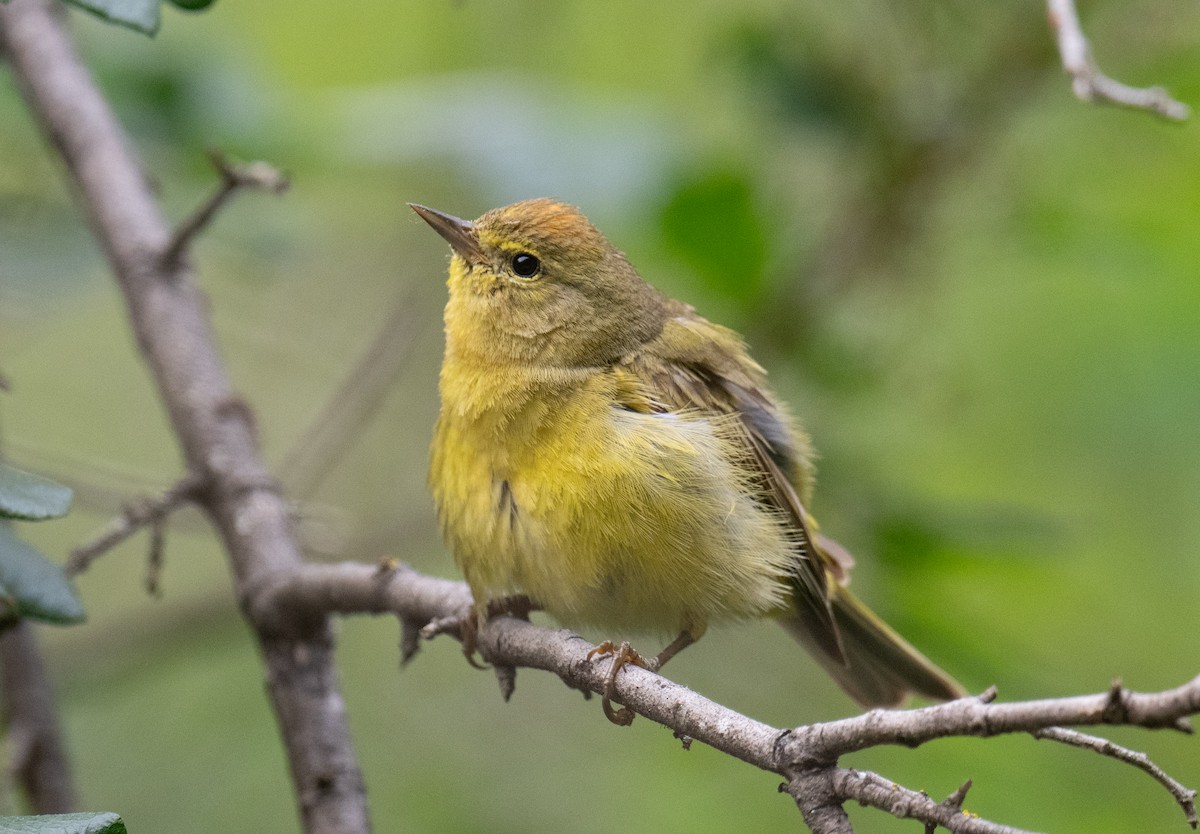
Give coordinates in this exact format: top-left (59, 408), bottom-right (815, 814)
top-left (1035, 726), bottom-right (1199, 828)
top-left (65, 472), bottom-right (205, 577)
top-left (926, 781), bottom-right (974, 834)
top-left (160, 148), bottom-right (289, 268)
top-left (832, 769), bottom-right (1029, 834)
top-left (1046, 0), bottom-right (1190, 121)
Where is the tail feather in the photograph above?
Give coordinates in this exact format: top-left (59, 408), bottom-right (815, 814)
top-left (781, 585), bottom-right (964, 707)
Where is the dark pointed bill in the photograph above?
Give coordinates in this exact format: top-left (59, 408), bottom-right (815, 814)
top-left (409, 203), bottom-right (486, 264)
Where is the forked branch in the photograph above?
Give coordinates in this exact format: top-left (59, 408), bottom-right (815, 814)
top-left (161, 149), bottom-right (290, 268)
top-left (65, 471), bottom-right (206, 578)
top-left (258, 560), bottom-right (1200, 833)
top-left (0, 2), bottom-right (368, 831)
top-left (3, 0), bottom-right (1195, 831)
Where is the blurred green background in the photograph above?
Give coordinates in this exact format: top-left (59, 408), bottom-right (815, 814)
top-left (2, 0), bottom-right (1199, 831)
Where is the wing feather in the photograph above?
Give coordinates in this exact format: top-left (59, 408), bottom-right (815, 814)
top-left (618, 310), bottom-right (845, 662)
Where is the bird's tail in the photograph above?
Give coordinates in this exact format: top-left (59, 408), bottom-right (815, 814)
top-left (779, 576), bottom-right (965, 707)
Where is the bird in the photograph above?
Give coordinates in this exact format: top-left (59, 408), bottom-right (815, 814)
top-left (413, 198), bottom-right (964, 725)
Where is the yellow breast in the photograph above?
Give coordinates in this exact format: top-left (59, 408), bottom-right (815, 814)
top-left (429, 358), bottom-right (795, 638)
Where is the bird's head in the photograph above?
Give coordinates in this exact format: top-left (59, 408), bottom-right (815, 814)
top-left (412, 199), bottom-right (666, 368)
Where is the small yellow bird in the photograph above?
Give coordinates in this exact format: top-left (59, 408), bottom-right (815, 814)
top-left (413, 198), bottom-right (963, 724)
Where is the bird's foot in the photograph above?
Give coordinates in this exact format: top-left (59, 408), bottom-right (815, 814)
top-left (586, 640), bottom-right (657, 726)
top-left (421, 596), bottom-right (539, 671)
top-left (420, 609), bottom-right (487, 669)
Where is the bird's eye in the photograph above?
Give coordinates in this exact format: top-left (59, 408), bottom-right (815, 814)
top-left (510, 253), bottom-right (541, 278)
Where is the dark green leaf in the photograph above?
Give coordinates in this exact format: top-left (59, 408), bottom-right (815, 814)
top-left (0, 464), bottom-right (72, 521)
top-left (0, 527), bottom-right (85, 625)
top-left (64, 0), bottom-right (160, 35)
top-left (0, 813), bottom-right (126, 834)
top-left (167, 0), bottom-right (216, 9)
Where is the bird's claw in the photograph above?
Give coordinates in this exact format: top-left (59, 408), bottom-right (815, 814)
top-left (420, 610), bottom-right (487, 669)
top-left (587, 640), bottom-right (655, 726)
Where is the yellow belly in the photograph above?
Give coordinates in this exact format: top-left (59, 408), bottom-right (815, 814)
top-left (430, 369), bottom-right (796, 638)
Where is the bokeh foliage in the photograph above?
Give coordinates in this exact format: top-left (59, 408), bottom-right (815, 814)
top-left (2, 1), bottom-right (1199, 831)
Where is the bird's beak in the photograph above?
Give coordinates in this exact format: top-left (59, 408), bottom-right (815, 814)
top-left (409, 203), bottom-right (486, 264)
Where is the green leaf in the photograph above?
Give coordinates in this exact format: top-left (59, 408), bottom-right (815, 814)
top-left (64, 0), bottom-right (161, 35)
top-left (167, 0), bottom-right (216, 9)
top-left (0, 527), bottom-right (85, 625)
top-left (0, 813), bottom-right (127, 834)
top-left (0, 464), bottom-right (72, 521)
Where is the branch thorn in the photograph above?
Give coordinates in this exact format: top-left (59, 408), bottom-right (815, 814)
top-left (399, 618), bottom-right (422, 667)
top-left (494, 663), bottom-right (517, 702)
top-left (1104, 679), bottom-right (1130, 723)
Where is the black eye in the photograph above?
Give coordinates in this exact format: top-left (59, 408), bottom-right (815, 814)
top-left (511, 252), bottom-right (541, 278)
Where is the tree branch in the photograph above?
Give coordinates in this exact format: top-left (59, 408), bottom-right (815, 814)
top-left (0, 2), bottom-right (368, 831)
top-left (784, 677), bottom-right (1199, 765)
top-left (0, 622), bottom-right (77, 813)
top-left (255, 559), bottom-right (1200, 832)
top-left (1046, 0), bottom-right (1190, 121)
top-left (3, 0), bottom-right (1196, 830)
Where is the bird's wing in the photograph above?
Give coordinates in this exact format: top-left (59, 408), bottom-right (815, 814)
top-left (618, 308), bottom-right (845, 663)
